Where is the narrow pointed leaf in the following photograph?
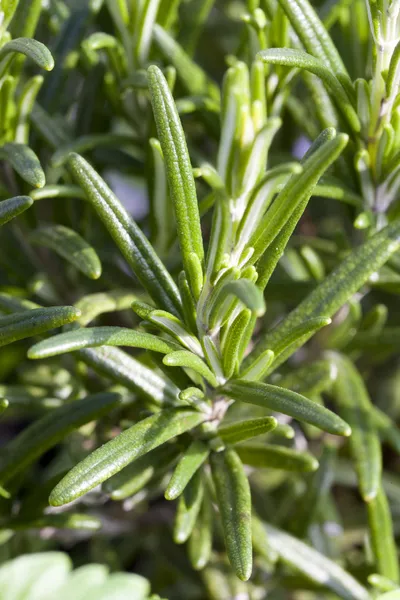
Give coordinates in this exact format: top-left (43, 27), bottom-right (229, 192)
top-left (330, 353), bottom-right (381, 502)
top-left (236, 443), bottom-right (318, 472)
top-left (29, 225), bottom-right (102, 280)
top-left (0, 195), bottom-right (33, 225)
top-left (219, 417), bottom-right (277, 445)
top-left (275, 0), bottom-right (351, 88)
top-left (173, 471), bottom-right (204, 543)
top-left (265, 522), bottom-right (371, 600)
top-left (165, 440), bottom-right (209, 500)
top-left (0, 392), bottom-right (121, 484)
top-left (50, 408), bottom-right (205, 506)
top-left (28, 326), bottom-right (180, 359)
top-left (67, 153), bottom-right (182, 317)
top-left (250, 132), bottom-right (348, 263)
top-left (0, 306), bottom-right (80, 347)
top-left (222, 380), bottom-right (351, 436)
top-left (0, 143), bottom-right (45, 188)
top-left (250, 218), bottom-right (400, 369)
top-left (210, 449), bottom-right (252, 581)
top-left (269, 316), bottom-right (331, 358)
top-left (367, 486), bottom-right (399, 582)
top-left (258, 49), bottom-right (360, 131)
top-left (147, 65), bottom-right (204, 294)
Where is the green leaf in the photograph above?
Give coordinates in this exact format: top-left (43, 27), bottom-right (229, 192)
top-left (264, 522), bottom-right (371, 600)
top-left (49, 408), bottom-right (205, 506)
top-left (147, 309), bottom-right (203, 355)
top-left (221, 280), bottom-right (266, 317)
top-left (218, 416), bottom-right (277, 445)
top-left (210, 449), bottom-right (252, 581)
top-left (0, 143), bottom-right (45, 188)
top-left (163, 351), bottom-right (218, 386)
top-left (147, 65), bottom-right (204, 296)
top-left (257, 49), bottom-right (360, 131)
top-left (0, 392), bottom-right (121, 484)
top-left (0, 306), bottom-right (80, 347)
top-left (250, 131), bottom-right (348, 263)
top-left (277, 359), bottom-right (336, 396)
top-left (30, 184), bottom-right (86, 201)
top-left (329, 353), bottom-right (381, 502)
top-left (0, 195), bottom-right (32, 225)
top-left (75, 290), bottom-right (137, 326)
top-left (173, 471), bottom-right (204, 543)
top-left (28, 326), bottom-right (180, 359)
top-left (222, 379), bottom-right (351, 436)
top-left (250, 218), bottom-right (400, 369)
top-left (67, 153), bottom-right (182, 317)
top-left (188, 487), bottom-right (213, 570)
top-left (77, 346), bottom-right (179, 406)
top-left (103, 444), bottom-right (179, 500)
top-left (222, 309), bottom-right (252, 379)
top-left (268, 316), bottom-right (331, 359)
top-left (367, 485), bottom-right (399, 582)
top-left (236, 443), bottom-right (318, 472)
top-left (0, 38), bottom-right (54, 74)
top-left (275, 0), bottom-right (352, 90)
top-left (29, 225), bottom-right (102, 280)
top-left (240, 349), bottom-right (275, 381)
top-left (165, 440), bottom-right (209, 500)
top-left (1, 0), bottom-right (19, 29)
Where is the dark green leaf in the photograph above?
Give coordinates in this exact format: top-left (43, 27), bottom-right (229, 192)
top-left (0, 195), bottom-right (33, 225)
top-left (210, 449), bottom-right (252, 581)
top-left (0, 306), bottom-right (80, 347)
top-left (67, 153), bottom-right (182, 317)
top-left (222, 379), bottom-right (350, 436)
top-left (29, 225), bottom-right (102, 280)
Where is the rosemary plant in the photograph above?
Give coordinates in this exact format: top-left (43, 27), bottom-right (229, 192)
top-left (1, 0), bottom-right (400, 598)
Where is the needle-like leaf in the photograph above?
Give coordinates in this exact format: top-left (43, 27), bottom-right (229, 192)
top-left (147, 65), bottom-right (204, 296)
top-left (0, 143), bottom-right (45, 188)
top-left (0, 306), bottom-right (80, 347)
top-left (29, 225), bottom-right (102, 280)
top-left (28, 326), bottom-right (180, 359)
top-left (49, 409), bottom-right (205, 506)
top-left (67, 153), bottom-right (183, 317)
top-left (210, 449), bottom-right (252, 581)
top-left (222, 379), bottom-right (351, 436)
